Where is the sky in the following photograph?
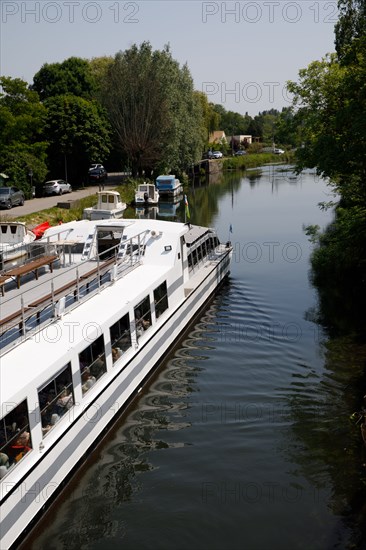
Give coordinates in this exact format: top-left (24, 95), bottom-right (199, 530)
top-left (1, 1), bottom-right (338, 116)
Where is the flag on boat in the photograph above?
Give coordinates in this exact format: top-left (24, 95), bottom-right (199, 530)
top-left (229, 224), bottom-right (233, 233)
top-left (184, 194), bottom-right (190, 220)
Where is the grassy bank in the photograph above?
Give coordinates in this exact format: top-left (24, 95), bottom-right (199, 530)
top-left (223, 151), bottom-right (295, 170)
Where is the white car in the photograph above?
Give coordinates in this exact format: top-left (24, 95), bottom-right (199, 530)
top-left (43, 180), bottom-right (72, 196)
top-left (211, 151), bottom-right (223, 159)
top-left (273, 148), bottom-right (285, 154)
top-left (89, 164), bottom-right (105, 172)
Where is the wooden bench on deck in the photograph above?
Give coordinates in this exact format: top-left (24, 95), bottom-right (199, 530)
top-left (4, 255), bottom-right (59, 290)
top-left (0, 275), bottom-right (9, 297)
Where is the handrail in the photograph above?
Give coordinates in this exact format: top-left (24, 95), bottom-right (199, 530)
top-left (0, 230), bottom-right (148, 356)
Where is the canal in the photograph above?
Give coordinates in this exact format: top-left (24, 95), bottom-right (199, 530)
top-left (23, 165), bottom-right (366, 550)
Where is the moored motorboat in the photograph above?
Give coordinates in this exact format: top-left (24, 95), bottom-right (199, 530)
top-left (155, 174), bottom-right (182, 197)
top-left (83, 190), bottom-right (127, 220)
top-left (0, 217), bottom-right (232, 549)
top-left (134, 183), bottom-right (159, 205)
top-left (0, 222), bottom-right (36, 268)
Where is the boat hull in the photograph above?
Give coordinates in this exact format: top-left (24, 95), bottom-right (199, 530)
top-left (156, 184), bottom-right (183, 197)
top-left (0, 247), bottom-right (232, 549)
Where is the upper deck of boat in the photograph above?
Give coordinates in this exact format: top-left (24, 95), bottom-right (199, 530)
top-left (0, 219), bottom-right (220, 357)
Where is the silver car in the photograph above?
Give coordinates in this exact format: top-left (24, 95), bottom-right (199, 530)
top-left (43, 180), bottom-right (72, 196)
top-left (0, 187), bottom-right (25, 209)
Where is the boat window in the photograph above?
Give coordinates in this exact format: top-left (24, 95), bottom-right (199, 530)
top-left (1, 225), bottom-right (8, 234)
top-left (10, 226), bottom-right (17, 234)
top-left (134, 296), bottom-right (152, 338)
top-left (110, 313), bottom-right (131, 363)
top-left (38, 363), bottom-right (74, 438)
top-left (101, 194), bottom-right (108, 203)
top-left (154, 281), bottom-right (168, 318)
top-left (79, 335), bottom-right (106, 395)
top-left (108, 195), bottom-right (114, 204)
top-left (0, 400), bottom-right (32, 480)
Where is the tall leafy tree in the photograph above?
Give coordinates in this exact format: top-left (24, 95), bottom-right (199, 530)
top-left (32, 57), bottom-right (96, 100)
top-left (288, 50), bottom-right (366, 202)
top-left (335, 0), bottom-right (366, 61)
top-left (101, 42), bottom-right (205, 176)
top-left (45, 95), bottom-right (111, 184)
top-left (288, 1), bottom-right (366, 333)
top-left (0, 77), bottom-right (48, 194)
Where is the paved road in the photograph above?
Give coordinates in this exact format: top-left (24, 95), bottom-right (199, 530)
top-left (0, 175), bottom-right (125, 219)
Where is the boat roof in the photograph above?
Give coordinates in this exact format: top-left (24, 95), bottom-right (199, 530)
top-left (0, 221), bottom-right (26, 227)
top-left (184, 224), bottom-right (214, 245)
top-left (96, 190), bottom-right (120, 196)
top-left (156, 174), bottom-right (177, 181)
top-left (42, 218), bottom-right (185, 242)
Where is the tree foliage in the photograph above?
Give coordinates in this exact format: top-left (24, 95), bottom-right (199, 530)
top-left (335, 0), bottom-right (366, 62)
top-left (44, 95), bottom-right (111, 184)
top-left (0, 77), bottom-right (48, 193)
top-left (32, 57), bottom-right (97, 100)
top-left (101, 42), bottom-right (205, 176)
top-left (289, 1), bottom-right (366, 335)
top-left (288, 46), bottom-right (366, 203)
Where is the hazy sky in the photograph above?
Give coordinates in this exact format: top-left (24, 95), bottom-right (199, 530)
top-left (1, 1), bottom-right (337, 116)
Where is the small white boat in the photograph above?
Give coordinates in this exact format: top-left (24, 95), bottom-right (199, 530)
top-left (135, 183), bottom-right (159, 205)
top-left (155, 174), bottom-right (182, 197)
top-left (0, 222), bottom-right (36, 266)
top-left (83, 191), bottom-right (127, 220)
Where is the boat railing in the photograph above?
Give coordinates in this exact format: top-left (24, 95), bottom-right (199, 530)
top-left (0, 230), bottom-right (149, 356)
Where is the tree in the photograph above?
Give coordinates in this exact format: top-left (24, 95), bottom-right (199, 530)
top-left (288, 49), bottom-right (366, 202)
top-left (101, 42), bottom-right (205, 176)
top-left (0, 77), bottom-right (48, 194)
top-left (211, 104), bottom-right (252, 136)
top-left (288, 2), bottom-right (366, 334)
top-left (32, 57), bottom-right (97, 100)
top-left (88, 56), bottom-right (114, 94)
top-left (335, 0), bottom-right (366, 62)
top-left (45, 95), bottom-right (111, 184)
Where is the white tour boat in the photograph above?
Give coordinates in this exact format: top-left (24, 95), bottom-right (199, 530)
top-left (155, 174), bottom-right (183, 197)
top-left (0, 218), bottom-right (232, 549)
top-left (0, 221), bottom-right (36, 267)
top-left (134, 183), bottom-right (159, 205)
top-left (82, 190), bottom-right (127, 220)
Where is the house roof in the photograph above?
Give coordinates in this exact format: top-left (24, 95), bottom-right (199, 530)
top-left (209, 131), bottom-right (227, 143)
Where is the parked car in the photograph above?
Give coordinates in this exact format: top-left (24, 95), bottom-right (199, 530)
top-left (0, 187), bottom-right (25, 209)
top-left (234, 150), bottom-right (247, 156)
top-left (89, 167), bottom-right (107, 183)
top-left (89, 164), bottom-right (105, 172)
top-left (211, 151), bottom-right (223, 159)
top-left (43, 180), bottom-right (72, 196)
top-left (273, 148), bottom-right (285, 154)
